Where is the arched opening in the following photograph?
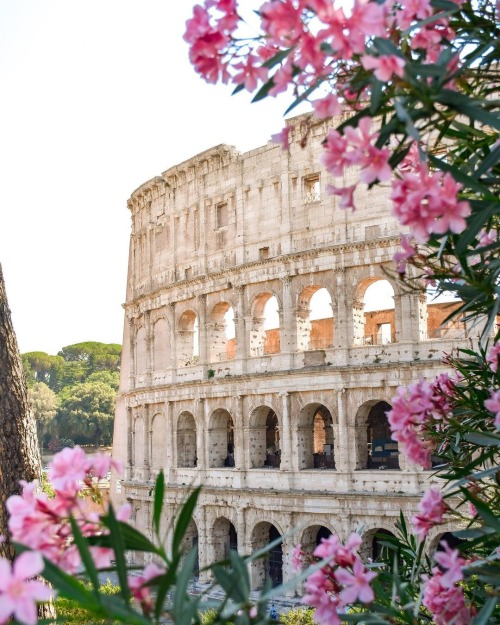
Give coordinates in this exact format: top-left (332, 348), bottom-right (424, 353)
top-left (297, 287), bottom-right (334, 351)
top-left (133, 416), bottom-right (144, 471)
top-left (297, 403), bottom-right (335, 469)
top-left (176, 411), bottom-right (197, 468)
top-left (136, 326), bottom-right (148, 374)
top-left (249, 294), bottom-right (280, 357)
top-left (250, 522), bottom-right (283, 590)
top-left (151, 413), bottom-right (167, 471)
top-left (182, 519), bottom-right (200, 579)
top-left (360, 528), bottom-right (396, 562)
top-left (301, 525), bottom-right (333, 556)
top-left (209, 302), bottom-right (236, 362)
top-left (249, 406), bottom-right (281, 468)
top-left (426, 286), bottom-right (465, 339)
top-left (367, 401), bottom-right (399, 469)
top-left (212, 517), bottom-right (238, 562)
top-left (153, 318), bottom-right (169, 371)
top-left (430, 531), bottom-right (467, 556)
top-left (354, 279), bottom-right (396, 346)
top-left (208, 409), bottom-right (235, 468)
top-left (177, 310), bottom-right (199, 367)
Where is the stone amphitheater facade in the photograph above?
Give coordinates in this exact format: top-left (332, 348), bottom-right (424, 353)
top-left (111, 115), bottom-right (468, 594)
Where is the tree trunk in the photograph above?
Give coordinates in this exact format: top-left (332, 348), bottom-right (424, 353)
top-left (0, 264), bottom-right (41, 560)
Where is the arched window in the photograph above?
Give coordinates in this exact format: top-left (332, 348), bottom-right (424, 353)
top-left (153, 318), bottom-right (169, 371)
top-left (353, 280), bottom-right (396, 346)
top-left (360, 528), bottom-right (396, 562)
top-left (301, 525), bottom-right (333, 557)
top-left (249, 294), bottom-right (280, 357)
top-left (177, 310), bottom-right (199, 367)
top-left (297, 403), bottom-right (335, 469)
top-left (208, 409), bottom-right (235, 468)
top-left (208, 302), bottom-right (236, 362)
top-left (212, 517), bottom-right (238, 562)
top-left (250, 522), bottom-right (283, 590)
top-left (151, 413), bottom-right (167, 471)
top-left (355, 400), bottom-right (399, 470)
top-left (136, 327), bottom-right (148, 374)
top-left (248, 406), bottom-right (281, 468)
top-left (426, 286), bottom-right (465, 339)
top-left (176, 412), bottom-right (197, 468)
top-left (297, 287), bottom-right (334, 351)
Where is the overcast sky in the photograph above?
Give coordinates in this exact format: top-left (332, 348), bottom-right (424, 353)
top-left (0, 1), bottom-right (295, 354)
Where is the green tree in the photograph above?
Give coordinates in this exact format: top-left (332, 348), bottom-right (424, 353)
top-left (58, 342), bottom-right (121, 374)
top-left (87, 369), bottom-right (120, 391)
top-left (57, 380), bottom-right (116, 448)
top-left (22, 351), bottom-right (65, 390)
top-left (28, 382), bottom-right (58, 454)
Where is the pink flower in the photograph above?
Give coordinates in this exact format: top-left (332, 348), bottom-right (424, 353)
top-left (434, 543), bottom-right (464, 588)
top-left (412, 488), bottom-right (447, 539)
top-left (49, 446), bottom-right (88, 494)
top-left (335, 557), bottom-right (377, 604)
top-left (486, 343), bottom-right (500, 373)
top-left (291, 544), bottom-right (303, 572)
top-left (422, 571), bottom-right (471, 625)
top-left (232, 55), bottom-right (268, 92)
top-left (393, 235), bottom-right (416, 274)
top-left (271, 125), bottom-right (293, 150)
top-left (361, 54), bottom-right (406, 82)
top-left (484, 389), bottom-right (500, 428)
top-left (302, 569), bottom-right (341, 625)
top-left (0, 552), bottom-right (53, 625)
top-left (313, 94), bottom-right (342, 119)
top-left (326, 184), bottom-right (357, 210)
top-left (129, 563), bottom-right (166, 611)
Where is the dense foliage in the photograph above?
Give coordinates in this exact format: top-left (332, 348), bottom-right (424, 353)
top-left (23, 342), bottom-right (120, 450)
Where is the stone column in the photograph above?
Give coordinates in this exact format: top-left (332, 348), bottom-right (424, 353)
top-left (197, 507), bottom-right (210, 584)
top-left (128, 317), bottom-right (136, 389)
top-left (236, 506), bottom-right (246, 557)
top-left (336, 389), bottom-right (351, 475)
top-left (234, 395), bottom-right (245, 471)
top-left (126, 406), bottom-right (133, 481)
top-left (234, 285), bottom-right (248, 371)
top-left (333, 269), bottom-right (349, 365)
top-left (143, 403), bottom-right (151, 483)
top-left (167, 303), bottom-right (177, 381)
top-left (167, 401), bottom-right (175, 482)
top-left (196, 398), bottom-right (207, 476)
top-left (279, 392), bottom-right (292, 471)
top-left (198, 294), bottom-right (208, 374)
top-left (280, 276), bottom-right (295, 368)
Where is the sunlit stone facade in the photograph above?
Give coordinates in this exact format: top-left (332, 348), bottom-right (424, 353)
top-left (112, 115), bottom-right (467, 593)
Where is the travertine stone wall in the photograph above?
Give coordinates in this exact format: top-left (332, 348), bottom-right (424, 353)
top-left (112, 114), bottom-right (469, 595)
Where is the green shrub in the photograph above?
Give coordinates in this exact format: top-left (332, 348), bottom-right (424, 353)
top-left (280, 607), bottom-right (315, 625)
top-left (55, 581), bottom-right (119, 623)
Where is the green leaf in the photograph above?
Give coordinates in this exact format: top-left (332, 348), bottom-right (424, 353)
top-left (40, 557), bottom-right (98, 606)
top-left (475, 143), bottom-right (500, 178)
top-left (262, 47), bottom-right (293, 69)
top-left (173, 547), bottom-right (199, 625)
top-left (460, 488), bottom-right (500, 531)
top-left (251, 78), bottom-right (276, 103)
top-left (434, 90), bottom-right (500, 131)
top-left (172, 487), bottom-right (201, 556)
top-left (154, 555), bottom-right (180, 620)
top-left (463, 432), bottom-right (500, 446)
top-left (394, 99), bottom-right (421, 141)
top-left (106, 504), bottom-right (132, 604)
top-left (69, 516), bottom-right (100, 593)
top-left (92, 520), bottom-right (160, 554)
top-left (153, 470), bottom-right (165, 537)
top-left (373, 37), bottom-right (401, 57)
top-left (231, 84), bottom-right (245, 96)
top-left (212, 564), bottom-right (245, 603)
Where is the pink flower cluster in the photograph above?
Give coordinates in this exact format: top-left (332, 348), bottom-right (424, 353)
top-left (422, 543), bottom-right (471, 625)
top-left (0, 552), bottom-right (53, 625)
top-left (484, 389), bottom-right (500, 429)
top-left (6, 447), bottom-right (126, 574)
top-left (486, 342), bottom-right (500, 374)
top-left (387, 374), bottom-right (455, 468)
top-left (302, 533), bottom-right (377, 625)
top-left (129, 563), bottom-right (166, 616)
top-left (411, 488), bottom-right (448, 540)
top-left (391, 161), bottom-right (471, 243)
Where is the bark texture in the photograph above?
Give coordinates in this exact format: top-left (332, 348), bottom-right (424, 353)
top-left (0, 263), bottom-right (41, 559)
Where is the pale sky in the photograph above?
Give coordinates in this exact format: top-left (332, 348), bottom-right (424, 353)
top-left (0, 1), bottom-right (296, 355)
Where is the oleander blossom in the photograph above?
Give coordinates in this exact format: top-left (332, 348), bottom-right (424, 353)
top-left (484, 389), bottom-right (500, 428)
top-left (486, 342), bottom-right (500, 373)
top-left (0, 551), bottom-right (53, 625)
top-left (387, 374), bottom-right (456, 468)
top-left (6, 447), bottom-right (124, 574)
top-left (422, 545), bottom-right (470, 625)
top-left (129, 563), bottom-right (166, 614)
top-left (302, 533), bottom-right (376, 625)
top-left (412, 488), bottom-right (448, 539)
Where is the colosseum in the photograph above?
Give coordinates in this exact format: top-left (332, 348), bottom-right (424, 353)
top-left (111, 114), bottom-right (468, 595)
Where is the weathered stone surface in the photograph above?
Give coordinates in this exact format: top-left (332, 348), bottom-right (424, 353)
top-left (112, 115), bottom-right (466, 594)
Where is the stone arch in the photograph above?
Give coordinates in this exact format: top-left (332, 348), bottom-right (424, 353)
top-left (353, 277), bottom-right (397, 346)
top-left (177, 309), bottom-right (199, 366)
top-left (248, 405), bottom-right (281, 468)
top-left (182, 518), bottom-right (200, 578)
top-left (136, 326), bottom-right (148, 374)
top-left (360, 527), bottom-right (396, 562)
top-left (296, 286), bottom-right (334, 352)
top-left (208, 408), bottom-right (235, 468)
top-left (212, 516), bottom-right (238, 562)
top-left (300, 524), bottom-right (334, 555)
top-left (355, 400), bottom-right (398, 470)
top-left (153, 317), bottom-right (169, 371)
top-left (297, 403), bottom-right (336, 470)
top-left (428, 531), bottom-right (466, 555)
top-left (208, 301), bottom-right (236, 362)
top-left (250, 521), bottom-right (283, 590)
top-left (151, 412), bottom-right (167, 470)
top-left (249, 292), bottom-right (281, 357)
top-left (133, 416), bottom-right (144, 469)
top-left (176, 411), bottom-right (197, 468)
top-left (426, 286), bottom-right (465, 340)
